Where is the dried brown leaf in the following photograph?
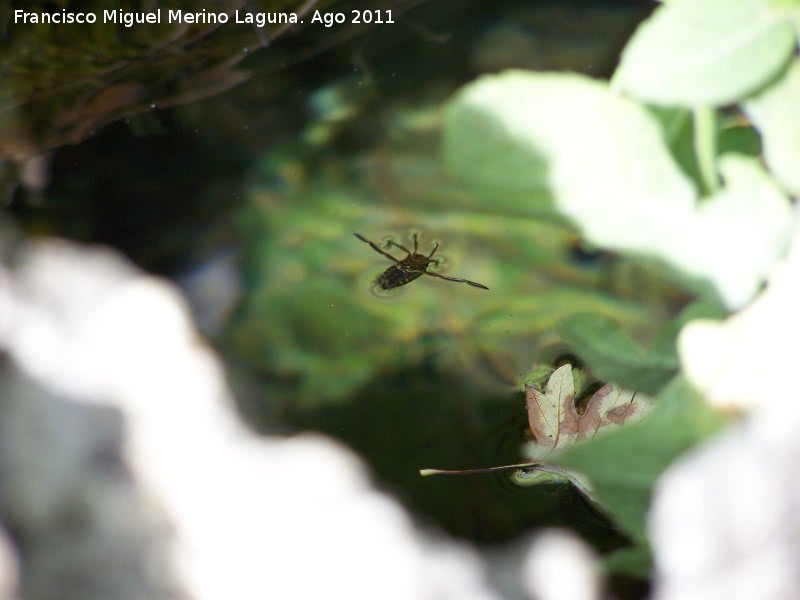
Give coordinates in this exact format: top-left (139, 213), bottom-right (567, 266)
top-left (579, 384), bottom-right (653, 438)
top-left (526, 364), bottom-right (652, 451)
top-left (526, 364), bottom-right (580, 451)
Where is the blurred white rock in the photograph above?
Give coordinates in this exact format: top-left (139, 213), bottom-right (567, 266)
top-left (650, 419), bottom-right (800, 600)
top-left (0, 526), bottom-right (18, 600)
top-left (0, 237), bottom-right (500, 600)
top-left (652, 213), bottom-right (800, 598)
top-left (522, 529), bottom-right (602, 600)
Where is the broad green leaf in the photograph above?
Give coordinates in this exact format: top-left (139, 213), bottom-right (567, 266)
top-left (442, 71), bottom-right (696, 224)
top-left (604, 546), bottom-right (652, 579)
top-left (612, 0), bottom-right (796, 107)
top-left (557, 313), bottom-right (679, 395)
top-left (558, 303), bottom-right (727, 396)
top-left (718, 124), bottom-right (762, 158)
top-left (444, 72), bottom-right (793, 307)
top-left (647, 106), bottom-right (704, 188)
top-left (443, 70), bottom-right (697, 251)
top-left (556, 376), bottom-right (724, 547)
top-left (688, 154), bottom-right (794, 306)
top-left (744, 58), bottom-right (800, 195)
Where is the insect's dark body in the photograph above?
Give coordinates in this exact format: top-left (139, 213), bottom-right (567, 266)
top-left (379, 262), bottom-right (426, 289)
top-left (352, 231), bottom-right (489, 291)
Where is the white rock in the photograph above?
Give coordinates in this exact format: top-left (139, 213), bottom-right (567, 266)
top-left (0, 238), bottom-right (499, 600)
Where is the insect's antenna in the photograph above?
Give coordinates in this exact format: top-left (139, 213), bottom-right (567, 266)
top-left (352, 232), bottom-right (400, 263)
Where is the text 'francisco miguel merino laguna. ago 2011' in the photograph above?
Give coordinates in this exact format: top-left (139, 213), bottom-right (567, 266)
top-left (14, 9), bottom-right (300, 27)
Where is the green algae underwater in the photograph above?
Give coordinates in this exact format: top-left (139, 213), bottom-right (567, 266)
top-left (230, 103), bottom-right (689, 409)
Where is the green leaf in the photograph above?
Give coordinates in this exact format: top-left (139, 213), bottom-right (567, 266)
top-left (603, 546), bottom-right (652, 579)
top-left (744, 58), bottom-right (800, 195)
top-left (612, 0), bottom-right (796, 107)
top-left (647, 106), bottom-right (704, 189)
top-left (443, 70), bottom-right (697, 248)
top-left (718, 124), bottom-right (762, 158)
top-left (555, 376), bottom-right (724, 549)
top-left (443, 72), bottom-right (793, 308)
top-left (442, 71), bottom-right (696, 224)
top-left (689, 154), bottom-right (794, 306)
top-left (556, 313), bottom-right (678, 395)
top-left (649, 300), bottom-right (728, 360)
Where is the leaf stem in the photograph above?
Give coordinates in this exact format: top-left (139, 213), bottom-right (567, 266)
top-left (419, 462), bottom-right (541, 477)
top-left (693, 106), bottom-right (720, 195)
top-left (420, 461), bottom-right (599, 505)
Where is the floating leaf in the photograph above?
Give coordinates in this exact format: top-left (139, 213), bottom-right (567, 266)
top-left (422, 366), bottom-right (653, 509)
top-left (526, 364), bottom-right (653, 453)
top-left (526, 364), bottom-right (580, 451)
top-left (579, 384), bottom-right (654, 438)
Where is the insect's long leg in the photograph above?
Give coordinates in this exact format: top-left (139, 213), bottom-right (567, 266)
top-left (424, 271), bottom-right (489, 290)
top-left (412, 233), bottom-right (419, 256)
top-left (427, 242), bottom-right (439, 259)
top-left (386, 239), bottom-right (413, 255)
top-left (352, 232), bottom-right (400, 263)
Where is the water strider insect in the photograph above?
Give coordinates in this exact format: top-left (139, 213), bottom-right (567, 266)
top-left (352, 231), bottom-right (489, 290)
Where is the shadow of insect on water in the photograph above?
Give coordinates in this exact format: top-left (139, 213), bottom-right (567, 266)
top-left (352, 232), bottom-right (489, 291)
